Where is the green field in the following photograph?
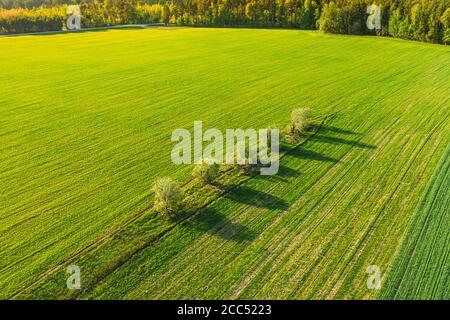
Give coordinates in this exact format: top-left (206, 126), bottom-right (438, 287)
top-left (381, 144), bottom-right (449, 300)
top-left (1, 27), bottom-right (449, 299)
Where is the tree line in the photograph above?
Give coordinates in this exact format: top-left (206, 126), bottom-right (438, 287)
top-left (1, 0), bottom-right (449, 44)
top-left (155, 107), bottom-right (312, 220)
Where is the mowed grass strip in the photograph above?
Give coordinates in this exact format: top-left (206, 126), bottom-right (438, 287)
top-left (1, 27), bottom-right (449, 299)
top-left (380, 144), bottom-right (450, 300)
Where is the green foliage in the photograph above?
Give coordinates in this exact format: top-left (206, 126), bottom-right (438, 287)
top-left (1, 0), bottom-right (449, 44)
top-left (440, 8), bottom-right (450, 44)
top-left (0, 7), bottom-right (66, 33)
top-left (192, 161), bottom-right (220, 184)
top-left (153, 177), bottom-right (183, 219)
top-left (292, 108), bottom-right (311, 132)
top-left (318, 2), bottom-right (346, 34)
top-left (286, 108), bottom-right (311, 141)
top-left (0, 0), bottom-right (76, 9)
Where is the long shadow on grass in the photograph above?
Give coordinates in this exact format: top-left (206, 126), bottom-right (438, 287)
top-left (278, 163), bottom-right (301, 177)
top-left (184, 207), bottom-right (255, 242)
top-left (283, 124), bottom-right (375, 163)
top-left (266, 163), bottom-right (301, 183)
top-left (223, 185), bottom-right (288, 211)
top-left (320, 125), bottom-right (358, 135)
top-left (279, 143), bottom-right (339, 163)
top-left (310, 135), bottom-right (377, 149)
top-left (288, 148), bottom-right (341, 163)
top-left (309, 124), bottom-right (375, 149)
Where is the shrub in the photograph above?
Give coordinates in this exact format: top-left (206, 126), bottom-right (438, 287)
top-left (192, 161), bottom-right (220, 184)
top-left (153, 177), bottom-right (183, 219)
top-left (292, 108), bottom-right (311, 132)
top-left (285, 108), bottom-right (311, 141)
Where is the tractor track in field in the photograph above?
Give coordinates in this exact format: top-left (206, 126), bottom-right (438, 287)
top-left (10, 179), bottom-right (195, 299)
top-left (171, 116), bottom-right (369, 299)
top-left (227, 116), bottom-right (380, 298)
top-left (230, 114), bottom-right (389, 299)
top-left (246, 109), bottom-right (446, 297)
top-left (13, 115), bottom-right (330, 299)
top-left (330, 132), bottom-right (442, 299)
top-left (9, 203), bottom-right (156, 299)
top-left (72, 116), bottom-right (331, 299)
top-left (325, 113), bottom-right (449, 299)
top-left (387, 143), bottom-right (449, 299)
top-left (3, 26), bottom-right (449, 300)
top-left (265, 121), bottom-right (392, 298)
top-left (233, 141), bottom-right (367, 298)
top-left (414, 192), bottom-right (447, 297)
top-left (385, 138), bottom-right (444, 298)
top-left (413, 146), bottom-right (449, 298)
top-left (321, 129), bottom-right (418, 298)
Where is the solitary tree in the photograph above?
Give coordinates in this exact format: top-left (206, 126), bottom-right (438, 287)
top-left (153, 177), bottom-right (183, 219)
top-left (286, 108), bottom-right (312, 141)
top-left (292, 108), bottom-right (311, 132)
top-left (192, 161), bottom-right (220, 184)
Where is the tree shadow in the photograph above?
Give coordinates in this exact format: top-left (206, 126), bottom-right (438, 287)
top-left (288, 148), bottom-right (341, 163)
top-left (320, 125), bottom-right (358, 135)
top-left (224, 185), bottom-right (288, 210)
top-left (310, 135), bottom-right (377, 150)
top-left (184, 207), bottom-right (255, 242)
top-left (279, 143), bottom-right (295, 153)
top-left (278, 163), bottom-right (300, 177)
top-left (264, 163), bottom-right (301, 183)
top-left (281, 124), bottom-right (375, 163)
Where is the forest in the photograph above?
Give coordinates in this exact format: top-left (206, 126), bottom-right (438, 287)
top-left (1, 1), bottom-right (449, 43)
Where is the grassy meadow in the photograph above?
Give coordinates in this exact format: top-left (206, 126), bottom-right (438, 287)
top-left (0, 27), bottom-right (449, 299)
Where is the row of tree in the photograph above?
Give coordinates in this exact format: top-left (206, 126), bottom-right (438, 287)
top-left (1, 0), bottom-right (449, 44)
top-left (155, 108), bottom-right (312, 220)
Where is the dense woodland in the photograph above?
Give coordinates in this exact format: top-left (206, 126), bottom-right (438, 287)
top-left (1, 0), bottom-right (449, 44)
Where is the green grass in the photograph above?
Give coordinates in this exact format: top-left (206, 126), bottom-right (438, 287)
top-left (380, 144), bottom-right (449, 300)
top-left (1, 27), bottom-right (449, 299)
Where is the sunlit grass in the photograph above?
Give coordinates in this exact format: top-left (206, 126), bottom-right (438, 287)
top-left (1, 27), bottom-right (449, 299)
